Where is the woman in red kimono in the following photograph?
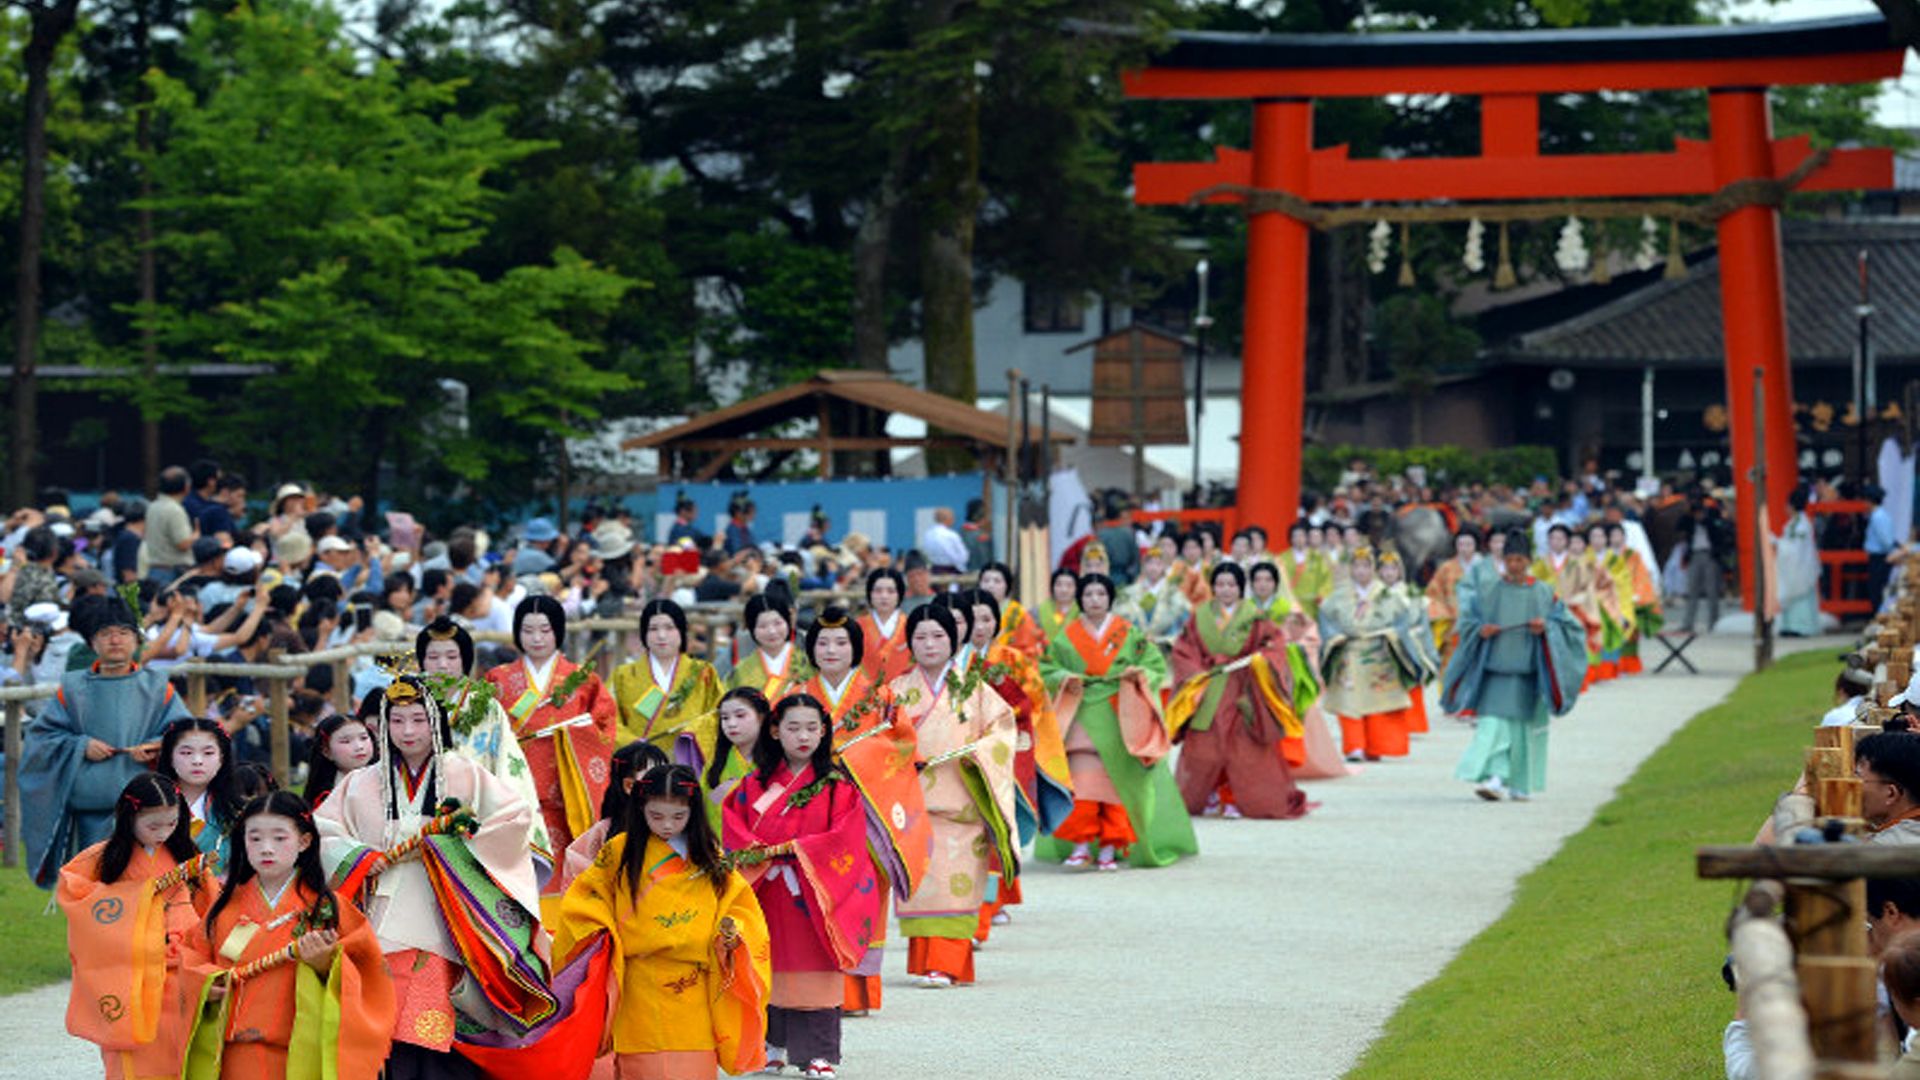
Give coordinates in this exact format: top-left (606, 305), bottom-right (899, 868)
top-left (855, 568), bottom-right (912, 684)
top-left (723, 694), bottom-right (881, 1080)
top-left (482, 594), bottom-right (618, 892)
top-left (792, 606), bottom-right (925, 1017)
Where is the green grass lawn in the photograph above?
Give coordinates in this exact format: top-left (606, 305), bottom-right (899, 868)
top-left (1347, 649), bottom-right (1836, 1079)
top-left (0, 868), bottom-right (69, 995)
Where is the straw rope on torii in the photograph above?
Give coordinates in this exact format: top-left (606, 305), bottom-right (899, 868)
top-left (1186, 148), bottom-right (1835, 287)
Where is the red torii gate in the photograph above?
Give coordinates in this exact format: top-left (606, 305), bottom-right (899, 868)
top-left (1127, 16), bottom-right (1903, 586)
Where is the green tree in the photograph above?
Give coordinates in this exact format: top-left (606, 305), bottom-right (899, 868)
top-left (140, 0), bottom-right (634, 512)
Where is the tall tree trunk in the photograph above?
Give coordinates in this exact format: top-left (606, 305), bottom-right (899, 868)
top-left (850, 152), bottom-right (904, 375)
top-left (13, 0), bottom-right (81, 506)
top-left (136, 1), bottom-right (161, 494)
top-left (915, 7), bottom-right (982, 475)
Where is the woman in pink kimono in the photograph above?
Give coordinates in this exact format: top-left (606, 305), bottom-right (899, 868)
top-left (314, 675), bottom-right (543, 1078)
top-left (890, 605), bottom-right (1018, 989)
top-left (722, 693), bottom-right (881, 1079)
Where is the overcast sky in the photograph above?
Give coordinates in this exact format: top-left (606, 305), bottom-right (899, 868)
top-left (1731, 0), bottom-right (1920, 128)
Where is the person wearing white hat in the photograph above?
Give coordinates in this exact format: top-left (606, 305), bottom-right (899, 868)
top-left (6, 601), bottom-right (79, 688)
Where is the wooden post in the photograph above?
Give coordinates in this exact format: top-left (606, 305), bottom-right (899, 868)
top-left (331, 659), bottom-right (351, 714)
top-left (3, 701), bottom-right (20, 868)
top-left (185, 671), bottom-right (208, 718)
top-left (1006, 368), bottom-right (1022, 573)
top-left (1815, 725), bottom-right (1856, 771)
top-left (267, 676), bottom-right (291, 788)
top-left (1129, 329), bottom-right (1147, 499)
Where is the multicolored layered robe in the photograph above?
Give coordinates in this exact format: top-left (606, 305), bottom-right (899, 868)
top-left (552, 833), bottom-right (770, 1076)
top-left (978, 642), bottom-right (1073, 841)
top-left (1317, 580), bottom-right (1426, 719)
top-left (890, 666), bottom-right (1020, 939)
top-left (725, 645), bottom-right (812, 703)
top-left (482, 656), bottom-right (618, 869)
top-left (439, 691), bottom-right (553, 871)
top-left (724, 762), bottom-right (883, 982)
top-left (1425, 555), bottom-right (1476, 673)
top-left (994, 599), bottom-right (1046, 661)
top-left (1035, 619), bottom-right (1198, 868)
top-left (179, 881), bottom-right (395, 1080)
top-left (1166, 603), bottom-right (1312, 820)
top-left (855, 611), bottom-right (914, 683)
top-left (1279, 548), bottom-right (1335, 616)
top-left (58, 840), bottom-right (209, 1080)
top-left (800, 669), bottom-right (930, 898)
top-left (315, 753), bottom-right (550, 1046)
top-left (609, 654), bottom-right (725, 771)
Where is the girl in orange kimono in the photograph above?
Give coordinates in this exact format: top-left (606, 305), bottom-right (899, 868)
top-left (891, 605), bottom-right (1019, 988)
top-left (482, 594), bottom-right (619, 882)
top-left (1425, 529), bottom-right (1480, 678)
top-left (977, 562), bottom-right (1043, 659)
top-left (554, 764), bottom-right (770, 1080)
top-left (855, 568), bottom-right (912, 684)
top-left (724, 697), bottom-right (882, 1079)
top-left (958, 588), bottom-right (1071, 940)
top-left (792, 607), bottom-right (919, 1018)
top-left (58, 773), bottom-right (210, 1080)
top-left (180, 791), bottom-right (395, 1080)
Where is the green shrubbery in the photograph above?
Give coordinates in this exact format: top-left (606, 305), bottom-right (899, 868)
top-left (1303, 445), bottom-right (1561, 493)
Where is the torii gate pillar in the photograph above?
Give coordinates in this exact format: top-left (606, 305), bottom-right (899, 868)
top-left (1711, 88), bottom-right (1798, 587)
top-left (1240, 99), bottom-right (1314, 538)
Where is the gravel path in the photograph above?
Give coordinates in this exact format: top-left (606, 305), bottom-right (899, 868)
top-left (0, 632), bottom-right (1829, 1080)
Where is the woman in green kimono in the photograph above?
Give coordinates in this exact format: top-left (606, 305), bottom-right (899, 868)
top-left (726, 593), bottom-right (811, 700)
top-left (1037, 573), bottom-right (1197, 870)
top-left (609, 598), bottom-right (724, 767)
top-left (1035, 568), bottom-right (1079, 640)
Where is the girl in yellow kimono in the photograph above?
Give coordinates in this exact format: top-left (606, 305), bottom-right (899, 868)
top-left (892, 605), bottom-right (1019, 988)
top-left (558, 740), bottom-right (670, 893)
top-left (1036, 568), bottom-right (1079, 638)
top-left (58, 773), bottom-right (210, 1080)
top-left (611, 599), bottom-right (725, 768)
top-left (706, 689), bottom-right (768, 818)
top-left (1280, 521), bottom-right (1334, 617)
top-left (556, 764), bottom-right (770, 1080)
top-left (726, 594), bottom-right (810, 700)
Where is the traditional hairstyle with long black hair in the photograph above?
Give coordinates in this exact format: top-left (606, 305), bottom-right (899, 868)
top-left (1248, 561), bottom-right (1280, 590)
top-left (156, 717), bottom-right (240, 832)
top-left (955, 587), bottom-right (1000, 641)
top-left (864, 566), bottom-right (906, 608)
top-left (928, 591), bottom-right (973, 643)
top-left (303, 694), bottom-right (381, 805)
top-left (639, 598), bottom-right (690, 654)
top-left (205, 791), bottom-right (332, 937)
top-left (512, 594), bottom-right (568, 654)
top-left (1075, 572), bottom-right (1118, 610)
top-left (621, 765), bottom-right (728, 896)
top-left (416, 615), bottom-right (476, 675)
top-left (803, 605), bottom-right (864, 671)
top-left (600, 740), bottom-right (672, 827)
top-left (1049, 566), bottom-right (1079, 597)
top-left (708, 687), bottom-right (771, 790)
top-left (751, 693), bottom-right (837, 783)
top-left (904, 603), bottom-right (959, 657)
top-left (99, 772), bottom-right (197, 885)
top-left (232, 762), bottom-right (279, 803)
top-left (742, 593), bottom-right (794, 645)
top-left (378, 676), bottom-right (453, 821)
top-left (1211, 561), bottom-right (1248, 593)
top-left (976, 561), bottom-right (1016, 599)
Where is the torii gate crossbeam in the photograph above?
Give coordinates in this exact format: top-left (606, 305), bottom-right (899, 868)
top-left (1127, 16), bottom-right (1904, 593)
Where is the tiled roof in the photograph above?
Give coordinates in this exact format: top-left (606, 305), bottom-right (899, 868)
top-left (1494, 219), bottom-right (1920, 369)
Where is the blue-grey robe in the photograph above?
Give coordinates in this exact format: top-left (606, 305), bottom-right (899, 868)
top-left (19, 664), bottom-right (190, 886)
top-left (1441, 575), bottom-right (1587, 721)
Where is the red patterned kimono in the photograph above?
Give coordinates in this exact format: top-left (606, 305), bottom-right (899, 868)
top-left (483, 656), bottom-right (618, 884)
top-left (723, 760), bottom-right (881, 1061)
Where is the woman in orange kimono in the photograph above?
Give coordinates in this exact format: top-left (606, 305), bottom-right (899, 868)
top-left (892, 605), bottom-right (1019, 988)
top-left (792, 607), bottom-right (924, 1017)
top-left (180, 791), bottom-right (394, 1080)
top-left (958, 588), bottom-right (1071, 940)
top-left (855, 568), bottom-right (912, 684)
top-left (1424, 529), bottom-right (1480, 678)
top-left (976, 562), bottom-right (1043, 659)
top-left (482, 595), bottom-right (618, 882)
top-left (58, 773), bottom-right (210, 1080)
